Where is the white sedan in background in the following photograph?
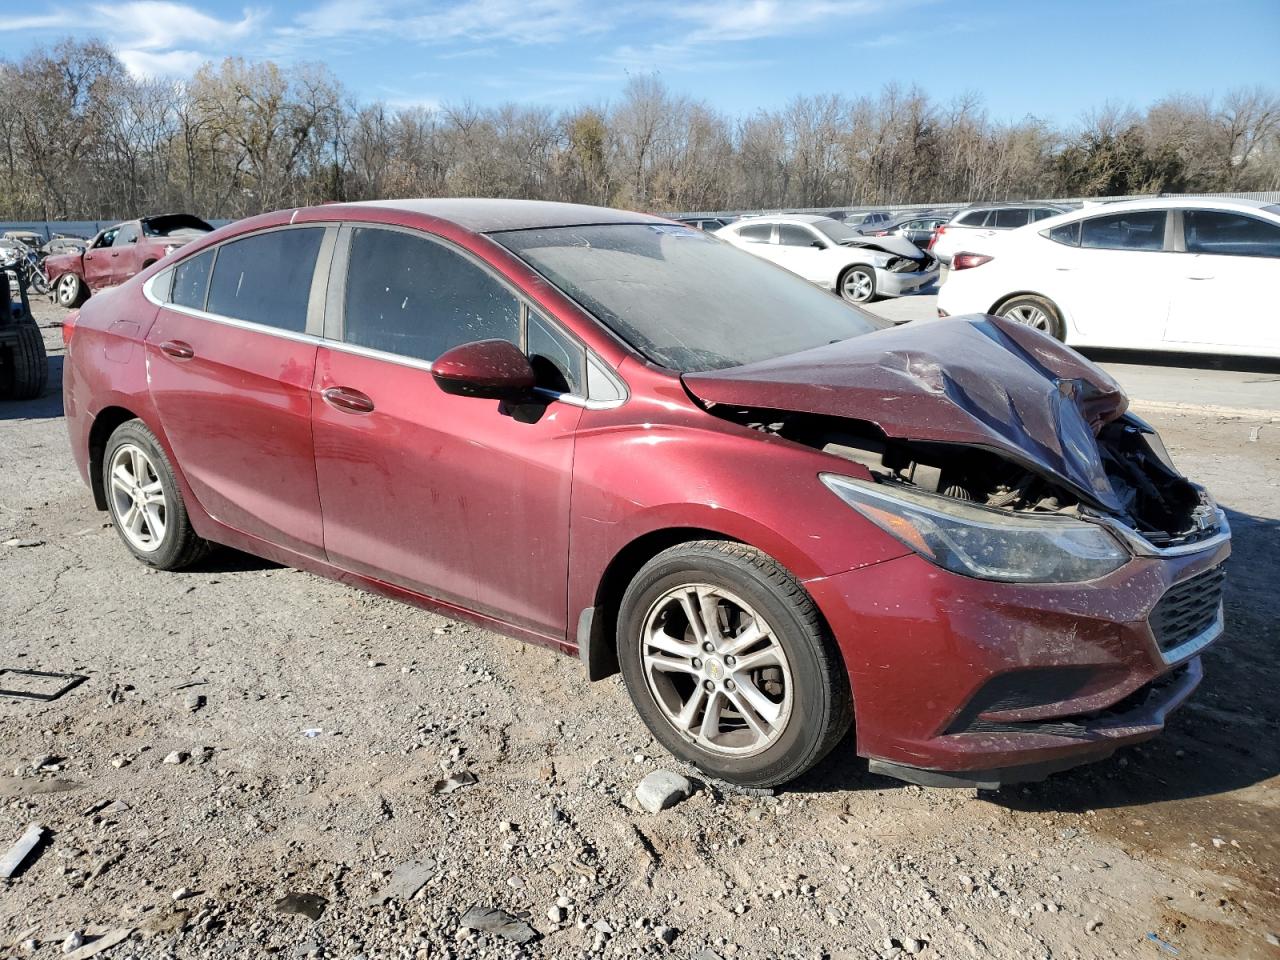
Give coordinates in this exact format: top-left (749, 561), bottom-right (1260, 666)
top-left (937, 197), bottom-right (1280, 357)
top-left (715, 215), bottom-right (938, 304)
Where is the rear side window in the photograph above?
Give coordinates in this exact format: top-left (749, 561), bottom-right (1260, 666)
top-left (1046, 221), bottom-right (1081, 246)
top-left (343, 227), bottom-right (520, 363)
top-left (206, 228), bottom-right (324, 332)
top-left (736, 223), bottom-right (772, 242)
top-left (993, 208), bottom-right (1029, 228)
top-left (170, 249), bottom-right (214, 310)
top-left (1184, 210), bottom-right (1280, 258)
top-left (1031, 208), bottom-right (1060, 222)
top-left (955, 211), bottom-right (987, 226)
top-left (1080, 211), bottom-right (1167, 251)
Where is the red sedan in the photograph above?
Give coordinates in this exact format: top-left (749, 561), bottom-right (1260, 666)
top-left (61, 199), bottom-right (1230, 788)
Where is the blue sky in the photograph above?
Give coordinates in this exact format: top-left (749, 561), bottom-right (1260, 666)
top-left (4, 0), bottom-right (1278, 122)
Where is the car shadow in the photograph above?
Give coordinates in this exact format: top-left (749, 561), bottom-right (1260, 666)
top-left (180, 549), bottom-right (283, 575)
top-left (0, 354), bottom-right (64, 421)
top-left (1077, 347), bottom-right (1280, 375)
top-left (787, 504), bottom-right (1280, 808)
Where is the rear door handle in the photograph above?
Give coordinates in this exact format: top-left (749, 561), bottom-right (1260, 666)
top-left (321, 386), bottom-right (375, 414)
top-left (1187, 274), bottom-right (1214, 280)
top-left (159, 340), bottom-right (194, 360)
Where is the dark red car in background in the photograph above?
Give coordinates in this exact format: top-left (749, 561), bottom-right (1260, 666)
top-left (61, 199), bottom-right (1230, 789)
top-left (45, 213), bottom-right (212, 308)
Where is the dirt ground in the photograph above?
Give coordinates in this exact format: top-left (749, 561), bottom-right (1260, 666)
top-left (2, 300), bottom-right (1277, 960)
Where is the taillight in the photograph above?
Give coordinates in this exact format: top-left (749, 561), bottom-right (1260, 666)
top-left (952, 252), bottom-right (993, 270)
top-left (873, 230), bottom-right (889, 236)
top-left (926, 226), bottom-right (944, 250)
top-left (61, 310), bottom-right (79, 346)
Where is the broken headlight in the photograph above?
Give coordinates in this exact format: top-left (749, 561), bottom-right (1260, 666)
top-left (821, 474), bottom-right (1129, 583)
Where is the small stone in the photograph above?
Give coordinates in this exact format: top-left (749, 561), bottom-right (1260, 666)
top-left (110, 756), bottom-right (129, 769)
top-left (1086, 919), bottom-right (1102, 934)
top-left (506, 876), bottom-right (526, 889)
top-left (62, 932), bottom-right (85, 954)
top-left (656, 925), bottom-right (678, 945)
top-left (547, 905), bottom-right (567, 923)
top-left (635, 770), bottom-right (694, 814)
top-left (593, 919), bottom-right (615, 936)
top-left (1211, 837), bottom-right (1226, 849)
top-left (1264, 932), bottom-right (1279, 947)
top-left (498, 820), bottom-right (515, 833)
top-left (184, 694), bottom-right (204, 712)
top-left (172, 887), bottom-right (196, 901)
top-left (162, 751), bottom-right (188, 765)
top-left (4, 538), bottom-right (44, 548)
top-left (903, 938), bottom-right (925, 955)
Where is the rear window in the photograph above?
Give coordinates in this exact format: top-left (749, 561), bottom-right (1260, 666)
top-left (206, 228), bottom-right (324, 332)
top-left (1080, 211), bottom-right (1166, 251)
top-left (170, 249), bottom-right (214, 310)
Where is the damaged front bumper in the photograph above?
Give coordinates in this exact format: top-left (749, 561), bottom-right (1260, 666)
top-left (804, 518), bottom-right (1230, 789)
top-left (877, 264), bottom-right (938, 297)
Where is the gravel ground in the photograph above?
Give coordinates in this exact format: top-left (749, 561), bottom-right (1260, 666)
top-left (2, 300), bottom-right (1278, 960)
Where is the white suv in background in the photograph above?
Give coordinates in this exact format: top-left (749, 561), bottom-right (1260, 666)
top-left (936, 197), bottom-right (1280, 358)
top-left (930, 203), bottom-right (1066, 265)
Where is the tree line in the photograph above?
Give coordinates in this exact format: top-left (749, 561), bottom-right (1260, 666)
top-left (1, 38), bottom-right (1277, 222)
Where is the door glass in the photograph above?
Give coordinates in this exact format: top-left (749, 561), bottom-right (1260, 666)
top-left (206, 228), bottom-right (324, 332)
top-left (736, 223), bottom-right (772, 242)
top-left (993, 208), bottom-right (1029, 228)
top-left (1184, 210), bottom-right (1280, 258)
top-left (94, 229), bottom-right (118, 249)
top-left (528, 310), bottom-right (585, 395)
top-left (956, 211), bottom-right (986, 226)
top-left (778, 225), bottom-right (819, 247)
top-left (1080, 211), bottom-right (1166, 251)
top-left (343, 227), bottom-right (520, 362)
top-left (1046, 221), bottom-right (1081, 246)
top-left (170, 249), bottom-right (214, 310)
top-left (115, 223), bottom-right (140, 245)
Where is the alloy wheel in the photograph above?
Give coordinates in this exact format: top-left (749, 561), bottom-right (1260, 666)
top-left (841, 270), bottom-right (873, 303)
top-left (1003, 303), bottom-right (1051, 331)
top-left (640, 583), bottom-right (794, 757)
top-left (57, 274), bottom-right (78, 306)
top-left (108, 443), bottom-right (168, 552)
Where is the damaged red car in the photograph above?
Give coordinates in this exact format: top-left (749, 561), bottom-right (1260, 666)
top-left (61, 200), bottom-right (1230, 788)
top-left (45, 213), bottom-right (213, 308)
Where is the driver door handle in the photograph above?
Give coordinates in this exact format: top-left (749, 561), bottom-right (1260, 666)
top-left (159, 340), bottom-right (194, 360)
top-left (321, 386), bottom-right (375, 414)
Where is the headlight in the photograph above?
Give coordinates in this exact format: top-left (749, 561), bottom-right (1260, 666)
top-left (821, 473), bottom-right (1129, 583)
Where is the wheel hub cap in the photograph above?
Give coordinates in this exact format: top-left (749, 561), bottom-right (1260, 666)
top-left (108, 443), bottom-right (167, 553)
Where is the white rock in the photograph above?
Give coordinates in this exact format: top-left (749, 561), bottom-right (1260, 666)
top-left (162, 751), bottom-right (188, 765)
top-left (635, 770), bottom-right (694, 814)
top-left (62, 932), bottom-right (85, 954)
top-left (547, 905), bottom-right (567, 923)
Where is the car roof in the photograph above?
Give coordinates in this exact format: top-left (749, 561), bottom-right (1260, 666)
top-left (1072, 196), bottom-right (1276, 213)
top-left (732, 214), bottom-right (830, 225)
top-left (326, 198), bottom-right (668, 233)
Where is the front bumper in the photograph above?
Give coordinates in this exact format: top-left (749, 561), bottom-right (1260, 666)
top-left (805, 531), bottom-right (1230, 787)
top-left (877, 266), bottom-right (938, 297)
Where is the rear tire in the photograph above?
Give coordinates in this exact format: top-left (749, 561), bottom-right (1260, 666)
top-left (103, 419), bottom-right (209, 570)
top-left (995, 294), bottom-right (1065, 341)
top-left (617, 540), bottom-right (852, 788)
top-left (838, 265), bottom-right (877, 304)
top-left (55, 273), bottom-right (85, 308)
top-left (0, 322), bottom-right (48, 401)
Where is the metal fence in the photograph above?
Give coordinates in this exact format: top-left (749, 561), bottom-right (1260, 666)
top-left (668, 190), bottom-right (1280, 220)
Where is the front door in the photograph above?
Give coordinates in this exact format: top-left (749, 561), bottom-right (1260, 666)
top-left (1164, 208), bottom-right (1280, 352)
top-left (770, 224), bottom-right (829, 284)
top-left (83, 226), bottom-right (119, 290)
top-left (311, 225), bottom-right (582, 639)
top-left (145, 226), bottom-right (332, 557)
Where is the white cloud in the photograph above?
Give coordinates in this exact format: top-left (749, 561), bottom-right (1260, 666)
top-left (115, 47), bottom-right (207, 76)
top-left (286, 0), bottom-right (606, 46)
top-left (0, 13), bottom-right (82, 32)
top-left (97, 2), bottom-right (265, 52)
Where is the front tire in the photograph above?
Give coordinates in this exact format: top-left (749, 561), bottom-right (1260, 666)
top-left (55, 273), bottom-right (85, 308)
top-left (103, 420), bottom-right (209, 570)
top-left (838, 265), bottom-right (877, 304)
top-left (0, 322), bottom-right (48, 401)
top-left (618, 541), bottom-right (852, 788)
top-left (996, 295), bottom-right (1065, 341)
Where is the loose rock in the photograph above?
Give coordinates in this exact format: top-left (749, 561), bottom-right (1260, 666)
top-left (635, 770), bottom-right (694, 813)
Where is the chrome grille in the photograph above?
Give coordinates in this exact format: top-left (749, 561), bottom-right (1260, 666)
top-left (1149, 565), bottom-right (1226, 655)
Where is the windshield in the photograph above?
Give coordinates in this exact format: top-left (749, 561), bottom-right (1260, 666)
top-left (812, 218), bottom-right (861, 243)
top-left (494, 223), bottom-right (884, 372)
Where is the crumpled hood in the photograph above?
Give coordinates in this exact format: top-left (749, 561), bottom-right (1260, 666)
top-left (683, 315), bottom-right (1130, 511)
top-left (839, 235), bottom-right (923, 259)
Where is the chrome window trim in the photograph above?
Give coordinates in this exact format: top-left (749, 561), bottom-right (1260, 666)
top-left (137, 295), bottom-right (327, 347)
top-left (1157, 603), bottom-right (1224, 666)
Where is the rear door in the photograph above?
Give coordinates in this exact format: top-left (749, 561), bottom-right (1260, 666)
top-left (111, 222), bottom-right (142, 285)
top-left (1164, 208), bottom-right (1280, 352)
top-left (145, 225), bottom-right (334, 557)
top-left (311, 224), bottom-right (584, 638)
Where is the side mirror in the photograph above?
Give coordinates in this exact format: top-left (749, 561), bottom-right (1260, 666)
top-left (432, 339), bottom-right (536, 400)
top-left (811, 240), bottom-right (827, 249)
